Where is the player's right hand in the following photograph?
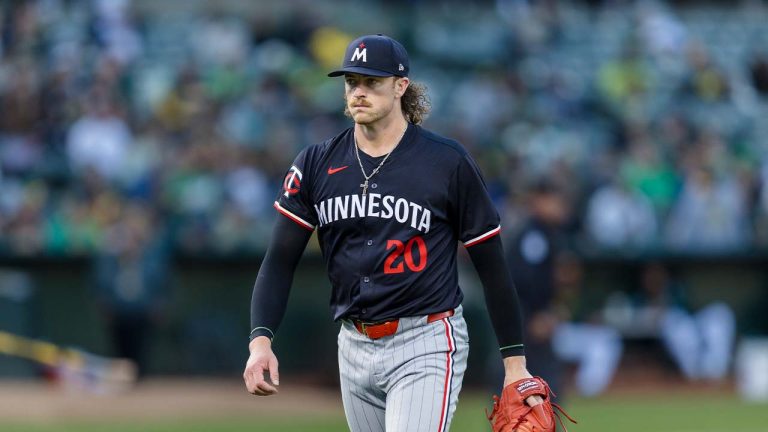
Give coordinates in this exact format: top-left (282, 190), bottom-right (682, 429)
top-left (243, 336), bottom-right (280, 396)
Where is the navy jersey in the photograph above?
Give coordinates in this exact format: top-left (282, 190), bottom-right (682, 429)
top-left (274, 123), bottom-right (500, 322)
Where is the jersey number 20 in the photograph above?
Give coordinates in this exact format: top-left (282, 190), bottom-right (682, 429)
top-left (384, 236), bottom-right (427, 274)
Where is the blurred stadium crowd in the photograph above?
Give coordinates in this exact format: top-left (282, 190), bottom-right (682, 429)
top-left (2, 0), bottom-right (768, 257)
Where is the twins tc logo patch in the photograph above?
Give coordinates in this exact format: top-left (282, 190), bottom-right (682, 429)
top-left (283, 166), bottom-right (303, 197)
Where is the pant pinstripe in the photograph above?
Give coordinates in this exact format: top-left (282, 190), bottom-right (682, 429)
top-left (338, 306), bottom-right (469, 432)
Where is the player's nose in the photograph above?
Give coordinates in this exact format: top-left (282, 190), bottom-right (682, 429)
top-left (351, 85), bottom-right (367, 98)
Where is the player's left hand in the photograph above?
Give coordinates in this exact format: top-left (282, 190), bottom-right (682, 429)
top-left (503, 374), bottom-right (543, 407)
top-left (487, 377), bottom-right (577, 432)
top-left (502, 356), bottom-right (543, 407)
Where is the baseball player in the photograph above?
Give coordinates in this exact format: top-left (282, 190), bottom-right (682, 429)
top-left (243, 34), bottom-right (543, 431)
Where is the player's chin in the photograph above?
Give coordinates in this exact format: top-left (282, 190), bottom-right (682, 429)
top-left (351, 112), bottom-right (376, 125)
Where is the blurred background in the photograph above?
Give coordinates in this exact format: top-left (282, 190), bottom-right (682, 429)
top-left (1, 0), bottom-right (768, 430)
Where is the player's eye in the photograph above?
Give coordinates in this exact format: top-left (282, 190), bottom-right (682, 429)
top-left (345, 78), bottom-right (356, 86)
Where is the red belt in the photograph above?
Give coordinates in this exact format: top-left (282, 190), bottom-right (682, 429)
top-left (353, 309), bottom-right (455, 340)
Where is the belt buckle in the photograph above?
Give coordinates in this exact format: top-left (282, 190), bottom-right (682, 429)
top-left (354, 320), bottom-right (372, 337)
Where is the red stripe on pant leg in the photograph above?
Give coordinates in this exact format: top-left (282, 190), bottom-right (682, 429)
top-left (437, 318), bottom-right (455, 432)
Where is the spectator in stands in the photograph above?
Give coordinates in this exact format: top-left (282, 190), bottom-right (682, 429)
top-left (665, 154), bottom-right (750, 253)
top-left (2, 2), bottom-right (44, 58)
top-left (619, 129), bottom-right (680, 217)
top-left (92, 0), bottom-right (143, 66)
top-left (749, 52), bottom-right (768, 98)
top-left (66, 88), bottom-right (133, 182)
top-left (597, 40), bottom-right (651, 115)
top-left (39, 67), bottom-right (79, 176)
top-left (585, 175), bottom-right (658, 250)
top-left (637, 1), bottom-right (687, 59)
top-left (4, 182), bottom-right (48, 255)
top-left (0, 61), bottom-right (43, 176)
top-left (44, 190), bottom-right (102, 254)
top-left (680, 41), bottom-right (730, 103)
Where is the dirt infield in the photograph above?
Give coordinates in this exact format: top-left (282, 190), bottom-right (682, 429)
top-left (0, 369), bottom-right (739, 426)
top-left (0, 378), bottom-right (345, 424)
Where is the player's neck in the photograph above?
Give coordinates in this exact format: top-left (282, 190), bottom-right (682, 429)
top-left (355, 114), bottom-right (408, 157)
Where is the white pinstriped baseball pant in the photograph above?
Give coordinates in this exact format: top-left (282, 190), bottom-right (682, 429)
top-left (337, 305), bottom-right (469, 432)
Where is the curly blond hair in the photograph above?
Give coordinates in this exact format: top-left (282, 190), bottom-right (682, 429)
top-left (400, 81), bottom-right (431, 125)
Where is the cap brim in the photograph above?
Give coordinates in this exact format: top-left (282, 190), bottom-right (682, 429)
top-left (327, 66), bottom-right (398, 77)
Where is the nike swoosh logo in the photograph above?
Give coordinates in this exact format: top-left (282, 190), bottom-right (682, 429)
top-left (327, 166), bottom-right (349, 175)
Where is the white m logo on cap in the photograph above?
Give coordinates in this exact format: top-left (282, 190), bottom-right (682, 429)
top-left (350, 47), bottom-right (367, 63)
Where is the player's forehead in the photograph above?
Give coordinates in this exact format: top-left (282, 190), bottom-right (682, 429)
top-left (344, 73), bottom-right (392, 80)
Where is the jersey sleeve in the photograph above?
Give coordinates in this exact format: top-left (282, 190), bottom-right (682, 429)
top-left (273, 148), bottom-right (318, 231)
top-left (450, 154), bottom-right (501, 247)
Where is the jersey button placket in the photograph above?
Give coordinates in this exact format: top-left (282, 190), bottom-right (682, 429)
top-left (357, 218), bottom-right (376, 317)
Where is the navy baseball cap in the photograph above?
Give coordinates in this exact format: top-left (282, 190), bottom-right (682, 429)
top-left (328, 34), bottom-right (409, 78)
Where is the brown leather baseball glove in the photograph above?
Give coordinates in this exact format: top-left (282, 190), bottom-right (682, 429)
top-left (486, 377), bottom-right (576, 432)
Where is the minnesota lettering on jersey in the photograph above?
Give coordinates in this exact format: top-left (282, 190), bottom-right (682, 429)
top-left (314, 193), bottom-right (431, 233)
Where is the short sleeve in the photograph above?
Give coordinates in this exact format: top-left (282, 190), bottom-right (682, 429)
top-left (450, 154), bottom-right (501, 247)
top-left (273, 148), bottom-right (317, 231)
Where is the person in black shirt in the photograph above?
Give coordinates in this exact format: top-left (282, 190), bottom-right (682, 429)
top-left (507, 180), bottom-right (569, 396)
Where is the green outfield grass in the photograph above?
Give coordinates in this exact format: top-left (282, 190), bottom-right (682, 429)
top-left (2, 393), bottom-right (766, 432)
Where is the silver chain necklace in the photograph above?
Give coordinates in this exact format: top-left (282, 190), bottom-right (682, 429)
top-left (354, 127), bottom-right (407, 196)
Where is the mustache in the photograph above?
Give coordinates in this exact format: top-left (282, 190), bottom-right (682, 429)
top-left (348, 99), bottom-right (371, 107)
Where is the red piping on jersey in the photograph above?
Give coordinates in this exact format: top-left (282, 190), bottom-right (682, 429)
top-left (437, 317), bottom-right (456, 432)
top-left (464, 225), bottom-right (501, 248)
top-left (273, 201), bottom-right (315, 231)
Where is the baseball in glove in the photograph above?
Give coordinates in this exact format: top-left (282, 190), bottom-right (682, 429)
top-left (486, 377), bottom-right (576, 432)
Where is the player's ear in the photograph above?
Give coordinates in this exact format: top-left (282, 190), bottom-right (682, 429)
top-left (394, 77), bottom-right (409, 98)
